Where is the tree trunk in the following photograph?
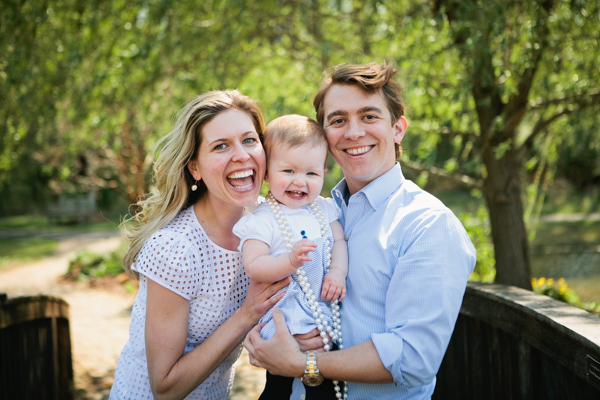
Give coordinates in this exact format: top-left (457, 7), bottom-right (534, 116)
top-left (482, 146), bottom-right (532, 289)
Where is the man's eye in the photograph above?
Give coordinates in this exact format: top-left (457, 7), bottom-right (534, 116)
top-left (364, 114), bottom-right (377, 120)
top-left (331, 118), bottom-right (344, 125)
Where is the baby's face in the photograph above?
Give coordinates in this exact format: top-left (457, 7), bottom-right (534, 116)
top-left (266, 142), bottom-right (328, 209)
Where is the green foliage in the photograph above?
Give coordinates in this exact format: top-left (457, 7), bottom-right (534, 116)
top-left (458, 206), bottom-right (496, 283)
top-left (67, 247), bottom-right (126, 282)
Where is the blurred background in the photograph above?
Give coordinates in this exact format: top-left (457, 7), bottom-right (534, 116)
top-left (1, 1), bottom-right (599, 397)
top-left (1, 0), bottom-right (599, 306)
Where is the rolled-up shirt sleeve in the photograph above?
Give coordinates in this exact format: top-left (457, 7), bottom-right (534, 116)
top-left (371, 209), bottom-right (476, 386)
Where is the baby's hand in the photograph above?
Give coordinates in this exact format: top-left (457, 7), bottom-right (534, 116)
top-left (321, 269), bottom-right (347, 301)
top-left (289, 239), bottom-right (318, 269)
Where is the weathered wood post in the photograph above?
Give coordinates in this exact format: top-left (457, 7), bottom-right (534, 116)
top-left (0, 294), bottom-right (74, 400)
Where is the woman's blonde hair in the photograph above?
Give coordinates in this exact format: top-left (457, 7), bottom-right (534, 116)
top-left (121, 90), bottom-right (265, 278)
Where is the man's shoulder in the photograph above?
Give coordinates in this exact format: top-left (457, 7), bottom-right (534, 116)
top-left (393, 179), bottom-right (450, 214)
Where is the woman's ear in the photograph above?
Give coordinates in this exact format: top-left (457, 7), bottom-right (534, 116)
top-left (187, 161), bottom-right (201, 181)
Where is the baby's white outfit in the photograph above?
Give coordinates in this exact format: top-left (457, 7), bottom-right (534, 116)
top-left (233, 196), bottom-right (339, 340)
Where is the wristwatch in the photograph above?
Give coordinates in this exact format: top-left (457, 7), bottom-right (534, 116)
top-left (301, 350), bottom-right (324, 386)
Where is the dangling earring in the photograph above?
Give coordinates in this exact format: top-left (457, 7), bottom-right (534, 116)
top-left (191, 180), bottom-right (199, 191)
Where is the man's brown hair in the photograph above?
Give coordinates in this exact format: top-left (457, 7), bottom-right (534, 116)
top-left (313, 62), bottom-right (405, 158)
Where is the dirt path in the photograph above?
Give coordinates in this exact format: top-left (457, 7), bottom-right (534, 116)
top-left (0, 233), bottom-right (265, 399)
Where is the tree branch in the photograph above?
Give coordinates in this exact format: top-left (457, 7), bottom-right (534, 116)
top-left (519, 91), bottom-right (600, 153)
top-left (401, 159), bottom-right (484, 189)
top-left (527, 90), bottom-right (600, 111)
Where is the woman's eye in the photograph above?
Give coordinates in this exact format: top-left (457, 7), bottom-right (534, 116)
top-left (214, 143), bottom-right (226, 150)
top-left (243, 138), bottom-right (256, 144)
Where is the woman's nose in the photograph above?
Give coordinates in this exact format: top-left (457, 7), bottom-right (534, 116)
top-left (231, 143), bottom-right (251, 162)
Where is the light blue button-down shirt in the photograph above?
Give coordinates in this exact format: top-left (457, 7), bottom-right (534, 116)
top-left (292, 163), bottom-right (476, 400)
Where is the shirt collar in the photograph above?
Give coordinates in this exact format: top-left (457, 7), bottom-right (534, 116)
top-left (331, 162), bottom-right (405, 210)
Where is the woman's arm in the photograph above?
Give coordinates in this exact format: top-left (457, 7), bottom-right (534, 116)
top-left (145, 276), bottom-right (290, 400)
top-left (242, 238), bottom-right (317, 282)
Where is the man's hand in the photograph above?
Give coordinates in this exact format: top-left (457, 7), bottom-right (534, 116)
top-left (294, 329), bottom-right (324, 352)
top-left (321, 269), bottom-right (347, 301)
top-left (244, 308), bottom-right (306, 377)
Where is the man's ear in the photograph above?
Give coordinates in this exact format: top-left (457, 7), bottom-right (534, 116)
top-left (187, 161), bottom-right (201, 181)
top-left (394, 116), bottom-right (408, 144)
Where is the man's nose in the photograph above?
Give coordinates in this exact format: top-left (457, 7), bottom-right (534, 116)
top-left (344, 120), bottom-right (366, 140)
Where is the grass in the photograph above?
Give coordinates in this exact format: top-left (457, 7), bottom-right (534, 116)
top-left (0, 214), bottom-right (121, 270)
top-left (0, 237), bottom-right (58, 268)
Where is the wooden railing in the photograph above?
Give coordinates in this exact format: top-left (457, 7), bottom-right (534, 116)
top-left (434, 282), bottom-right (600, 399)
top-left (0, 294), bottom-right (74, 400)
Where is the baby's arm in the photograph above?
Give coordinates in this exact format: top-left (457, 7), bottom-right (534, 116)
top-left (242, 238), bottom-right (318, 282)
top-left (321, 220), bottom-right (348, 301)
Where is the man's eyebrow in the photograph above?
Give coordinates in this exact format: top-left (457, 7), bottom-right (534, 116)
top-left (326, 110), bottom-right (348, 120)
top-left (357, 106), bottom-right (382, 114)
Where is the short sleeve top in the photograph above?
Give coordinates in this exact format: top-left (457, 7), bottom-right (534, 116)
top-left (232, 196), bottom-right (340, 254)
top-left (110, 206), bottom-right (249, 400)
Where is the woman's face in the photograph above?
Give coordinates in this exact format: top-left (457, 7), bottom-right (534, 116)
top-left (188, 109), bottom-right (266, 208)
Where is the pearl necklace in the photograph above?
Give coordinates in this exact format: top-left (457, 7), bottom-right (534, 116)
top-left (266, 192), bottom-right (348, 399)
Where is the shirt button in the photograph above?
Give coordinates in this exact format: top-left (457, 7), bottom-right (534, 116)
top-left (344, 235), bottom-right (349, 241)
top-left (301, 395), bottom-right (306, 399)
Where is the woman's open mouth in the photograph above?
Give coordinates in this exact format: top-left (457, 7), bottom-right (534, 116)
top-left (227, 169), bottom-right (255, 189)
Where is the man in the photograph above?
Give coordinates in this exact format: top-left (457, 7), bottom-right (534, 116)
top-left (245, 62), bottom-right (476, 399)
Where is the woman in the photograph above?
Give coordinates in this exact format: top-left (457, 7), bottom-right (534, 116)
top-left (110, 90), bottom-right (290, 400)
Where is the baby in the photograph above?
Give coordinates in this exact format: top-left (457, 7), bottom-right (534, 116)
top-left (233, 114), bottom-right (348, 399)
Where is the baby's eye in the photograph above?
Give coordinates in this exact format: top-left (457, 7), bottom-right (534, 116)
top-left (307, 172), bottom-right (318, 176)
top-left (283, 169), bottom-right (294, 173)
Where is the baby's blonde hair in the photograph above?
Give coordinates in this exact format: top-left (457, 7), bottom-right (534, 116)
top-left (263, 115), bottom-right (327, 162)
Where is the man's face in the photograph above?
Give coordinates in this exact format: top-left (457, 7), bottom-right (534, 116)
top-left (322, 84), bottom-right (407, 194)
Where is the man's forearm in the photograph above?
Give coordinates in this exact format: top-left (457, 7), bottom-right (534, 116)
top-left (318, 340), bottom-right (393, 384)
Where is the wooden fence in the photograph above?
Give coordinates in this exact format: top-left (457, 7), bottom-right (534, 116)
top-left (0, 294), bottom-right (74, 400)
top-left (434, 282), bottom-right (600, 399)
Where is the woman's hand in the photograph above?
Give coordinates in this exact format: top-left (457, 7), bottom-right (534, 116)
top-left (237, 277), bottom-right (291, 326)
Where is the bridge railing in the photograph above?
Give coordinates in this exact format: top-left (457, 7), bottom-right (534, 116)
top-left (434, 282), bottom-right (600, 399)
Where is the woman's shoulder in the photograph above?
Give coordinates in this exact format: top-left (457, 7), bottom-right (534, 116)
top-left (142, 207), bottom-right (202, 253)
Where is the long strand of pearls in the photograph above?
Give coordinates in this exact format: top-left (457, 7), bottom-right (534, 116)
top-left (266, 192), bottom-right (348, 399)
